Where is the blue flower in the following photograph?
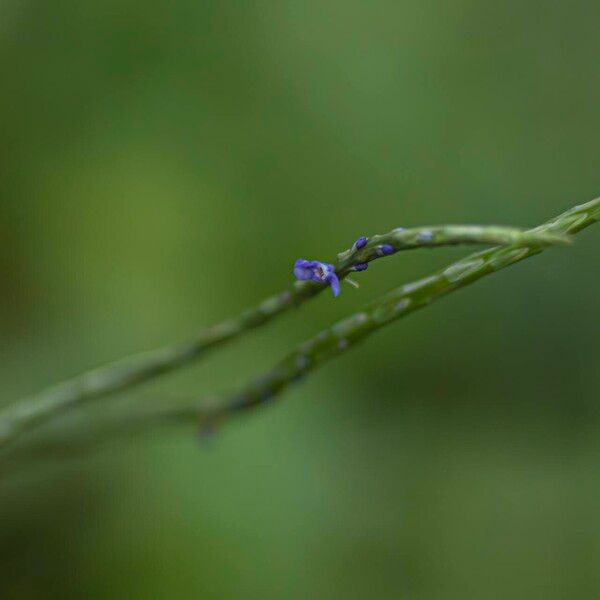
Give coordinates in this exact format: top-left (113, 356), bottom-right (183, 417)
top-left (294, 259), bottom-right (341, 297)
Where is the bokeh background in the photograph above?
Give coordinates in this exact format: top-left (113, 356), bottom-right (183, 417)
top-left (1, 1), bottom-right (599, 598)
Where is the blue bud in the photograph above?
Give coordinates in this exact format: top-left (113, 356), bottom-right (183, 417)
top-left (378, 244), bottom-right (395, 256)
top-left (354, 236), bottom-right (368, 250)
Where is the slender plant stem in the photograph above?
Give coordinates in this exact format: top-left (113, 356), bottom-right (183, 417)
top-left (0, 198), bottom-right (597, 450)
top-left (199, 197), bottom-right (599, 427)
top-left (0, 225), bottom-right (567, 450)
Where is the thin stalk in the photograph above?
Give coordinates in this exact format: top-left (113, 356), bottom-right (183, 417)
top-left (0, 226), bottom-right (567, 449)
top-left (200, 197), bottom-right (599, 426)
top-left (0, 198), bottom-right (597, 450)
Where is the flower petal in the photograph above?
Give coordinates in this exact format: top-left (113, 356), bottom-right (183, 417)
top-left (294, 266), bottom-right (311, 280)
top-left (328, 272), bottom-right (341, 297)
top-left (294, 258), bottom-right (319, 280)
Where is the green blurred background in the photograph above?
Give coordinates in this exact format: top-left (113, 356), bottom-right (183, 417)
top-left (1, 1), bottom-right (599, 598)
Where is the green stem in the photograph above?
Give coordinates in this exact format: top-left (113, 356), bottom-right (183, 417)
top-left (0, 199), bottom-right (596, 450)
top-left (200, 197), bottom-right (598, 425)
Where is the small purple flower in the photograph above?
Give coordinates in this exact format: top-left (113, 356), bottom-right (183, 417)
top-left (353, 262), bottom-right (369, 271)
top-left (294, 259), bottom-right (341, 297)
top-left (354, 236), bottom-right (368, 250)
